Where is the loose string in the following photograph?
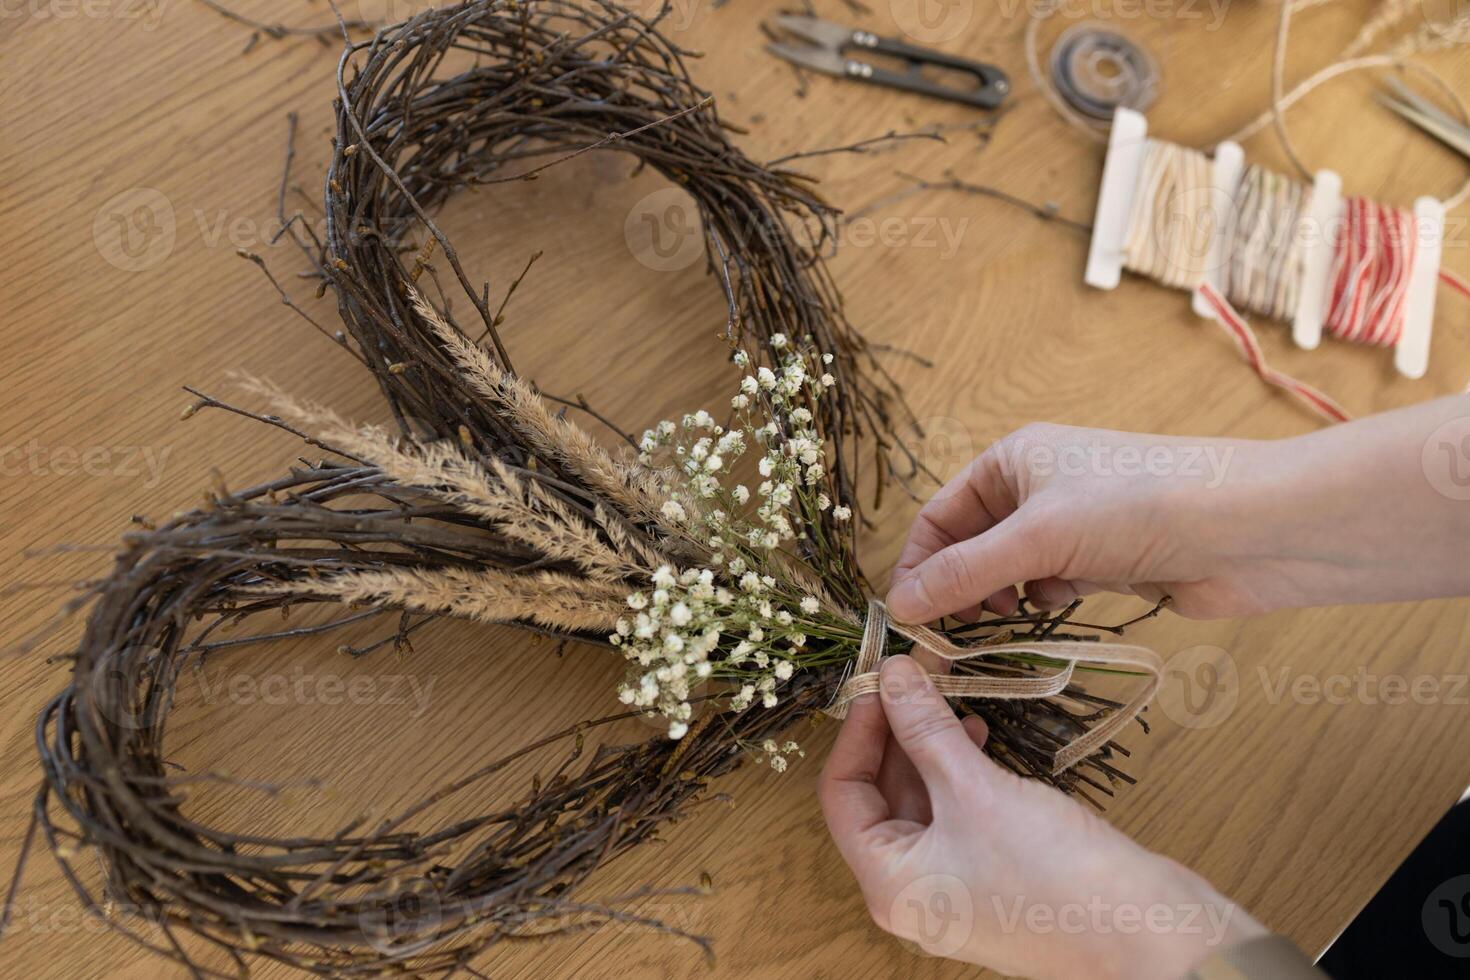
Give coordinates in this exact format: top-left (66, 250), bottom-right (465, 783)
top-left (825, 600), bottom-right (1163, 775)
top-left (1230, 0), bottom-right (1470, 212)
top-left (1196, 282), bottom-right (1352, 423)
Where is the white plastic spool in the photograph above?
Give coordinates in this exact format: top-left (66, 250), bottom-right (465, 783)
top-left (1084, 107), bottom-right (1148, 290)
top-left (1291, 170), bottom-right (1342, 352)
top-left (1086, 109), bottom-right (1442, 379)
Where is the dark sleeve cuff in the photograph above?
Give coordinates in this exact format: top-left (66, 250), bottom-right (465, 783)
top-left (1184, 934), bottom-right (1326, 979)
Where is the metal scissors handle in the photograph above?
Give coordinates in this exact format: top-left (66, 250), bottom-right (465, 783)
top-left (768, 15), bottom-right (1009, 110)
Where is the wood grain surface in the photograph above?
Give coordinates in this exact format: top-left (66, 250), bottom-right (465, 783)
top-left (4, 1), bottom-right (1470, 977)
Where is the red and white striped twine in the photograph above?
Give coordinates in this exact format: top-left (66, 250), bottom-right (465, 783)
top-left (1323, 197), bottom-right (1417, 348)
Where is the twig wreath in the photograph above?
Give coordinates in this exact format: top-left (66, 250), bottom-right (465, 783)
top-left (10, 2), bottom-right (1168, 975)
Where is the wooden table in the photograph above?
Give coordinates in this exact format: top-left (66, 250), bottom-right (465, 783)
top-left (4, 1), bottom-right (1470, 977)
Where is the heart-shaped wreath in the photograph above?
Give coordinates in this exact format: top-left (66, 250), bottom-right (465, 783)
top-left (12, 2), bottom-right (1164, 975)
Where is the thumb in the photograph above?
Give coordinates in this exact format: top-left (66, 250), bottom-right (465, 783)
top-left (879, 656), bottom-right (981, 792)
top-left (887, 514), bottom-right (1051, 623)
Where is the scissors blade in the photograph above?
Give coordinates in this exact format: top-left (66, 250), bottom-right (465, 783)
top-left (771, 14), bottom-right (852, 51)
top-left (1378, 92), bottom-right (1470, 162)
top-left (765, 41), bottom-right (846, 78)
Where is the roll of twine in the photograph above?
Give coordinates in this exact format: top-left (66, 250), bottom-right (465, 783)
top-left (1124, 138), bottom-right (1419, 347)
top-left (1119, 138), bottom-right (1437, 423)
top-left (1325, 197), bottom-right (1416, 347)
top-left (1227, 165), bottom-right (1306, 323)
top-left (1045, 23), bottom-right (1159, 127)
top-left (1028, 0), bottom-right (1470, 212)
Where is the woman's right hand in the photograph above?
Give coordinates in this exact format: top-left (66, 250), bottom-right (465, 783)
top-left (886, 397), bottom-right (1470, 624)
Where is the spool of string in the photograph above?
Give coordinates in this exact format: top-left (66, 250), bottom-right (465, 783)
top-left (1119, 139), bottom-right (1432, 422)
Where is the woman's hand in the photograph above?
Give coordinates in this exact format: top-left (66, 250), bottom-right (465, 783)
top-left (818, 655), bottom-right (1265, 980)
top-left (887, 397), bottom-right (1470, 623)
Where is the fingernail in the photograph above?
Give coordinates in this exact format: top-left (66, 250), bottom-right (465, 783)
top-left (879, 655), bottom-right (930, 700)
top-left (886, 577), bottom-right (933, 623)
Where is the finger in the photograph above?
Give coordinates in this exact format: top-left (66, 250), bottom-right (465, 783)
top-left (878, 656), bottom-right (981, 792)
top-left (877, 733), bottom-right (932, 824)
top-left (984, 586), bottom-right (1020, 616)
top-left (892, 448), bottom-right (1020, 581)
top-left (818, 691), bottom-right (891, 852)
top-left (1024, 577), bottom-right (1091, 610)
top-left (961, 714), bottom-right (989, 751)
top-left (888, 514), bottom-right (1053, 623)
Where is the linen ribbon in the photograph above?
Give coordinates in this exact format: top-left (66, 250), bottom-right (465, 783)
top-left (824, 599), bottom-right (1165, 774)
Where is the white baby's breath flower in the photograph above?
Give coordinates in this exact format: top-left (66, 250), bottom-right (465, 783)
top-left (771, 333), bottom-right (788, 348)
top-left (668, 721), bottom-right (689, 739)
top-left (731, 393), bottom-right (749, 410)
top-left (800, 596), bottom-right (819, 615)
top-left (627, 592), bottom-right (648, 610)
top-left (832, 505), bottom-right (851, 521)
top-left (821, 373), bottom-right (835, 388)
top-left (774, 660), bottom-right (794, 680)
top-left (732, 484), bottom-right (750, 505)
top-left (661, 499), bottom-right (686, 522)
top-left (756, 367), bottom-right (777, 390)
top-left (669, 602), bottom-right (692, 627)
top-left (733, 350), bottom-right (750, 367)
